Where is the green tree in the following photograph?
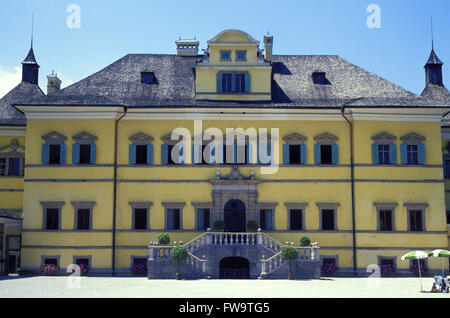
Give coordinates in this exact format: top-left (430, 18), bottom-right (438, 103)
top-left (157, 233), bottom-right (170, 245)
top-left (299, 236), bottom-right (311, 247)
top-left (170, 245), bottom-right (188, 279)
top-left (213, 220), bottom-right (225, 231)
top-left (280, 245), bottom-right (299, 278)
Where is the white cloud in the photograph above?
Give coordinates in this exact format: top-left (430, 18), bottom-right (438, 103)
top-left (0, 65), bottom-right (21, 98)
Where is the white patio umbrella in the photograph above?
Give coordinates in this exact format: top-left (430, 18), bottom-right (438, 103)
top-left (401, 251), bottom-right (430, 292)
top-left (432, 249), bottom-right (450, 278)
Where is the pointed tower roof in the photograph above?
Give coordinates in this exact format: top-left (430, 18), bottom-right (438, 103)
top-left (22, 46), bottom-right (39, 66)
top-left (425, 47), bottom-right (443, 66)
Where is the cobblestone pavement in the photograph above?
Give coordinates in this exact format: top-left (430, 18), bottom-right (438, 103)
top-left (0, 276), bottom-right (449, 298)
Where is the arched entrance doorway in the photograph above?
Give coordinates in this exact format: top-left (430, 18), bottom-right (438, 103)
top-left (219, 257), bottom-right (250, 279)
top-left (224, 199), bottom-right (246, 232)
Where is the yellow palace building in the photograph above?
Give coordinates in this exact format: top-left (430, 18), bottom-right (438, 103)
top-left (1, 29), bottom-right (449, 278)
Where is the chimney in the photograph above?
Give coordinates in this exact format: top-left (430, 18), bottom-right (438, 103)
top-left (175, 38), bottom-right (199, 56)
top-left (47, 71), bottom-right (62, 94)
top-left (263, 34), bottom-right (273, 62)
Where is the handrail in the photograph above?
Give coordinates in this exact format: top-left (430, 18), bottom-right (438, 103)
top-left (187, 252), bottom-right (207, 263)
top-left (261, 251), bottom-right (282, 263)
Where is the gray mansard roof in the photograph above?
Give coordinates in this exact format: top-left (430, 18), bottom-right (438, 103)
top-left (12, 53), bottom-right (450, 110)
top-left (0, 82), bottom-right (44, 126)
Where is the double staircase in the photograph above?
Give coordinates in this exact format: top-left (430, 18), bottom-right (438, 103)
top-left (148, 229), bottom-right (320, 279)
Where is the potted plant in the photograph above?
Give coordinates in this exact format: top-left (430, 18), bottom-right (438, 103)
top-left (299, 236), bottom-right (311, 247)
top-left (157, 232), bottom-right (170, 245)
top-left (280, 245), bottom-right (299, 280)
top-left (213, 220), bottom-right (225, 231)
top-left (170, 245), bottom-right (188, 280)
top-left (40, 264), bottom-right (59, 276)
top-left (78, 264), bottom-right (89, 276)
top-left (246, 220), bottom-right (258, 232)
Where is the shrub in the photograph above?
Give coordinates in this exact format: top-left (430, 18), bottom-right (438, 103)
top-left (130, 263), bottom-right (147, 276)
top-left (40, 264), bottom-right (59, 276)
top-left (170, 245), bottom-right (188, 279)
top-left (246, 220), bottom-right (258, 232)
top-left (78, 264), bottom-right (89, 275)
top-left (321, 263), bottom-right (338, 276)
top-left (411, 262), bottom-right (428, 277)
top-left (299, 236), bottom-right (311, 247)
top-left (380, 264), bottom-right (395, 276)
top-left (213, 220), bottom-right (225, 231)
top-left (281, 245), bottom-right (299, 277)
top-left (157, 233), bottom-right (170, 245)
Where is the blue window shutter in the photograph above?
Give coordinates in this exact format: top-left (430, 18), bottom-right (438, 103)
top-left (167, 211), bottom-right (174, 230)
top-left (300, 144), bottom-right (307, 165)
top-left (193, 144), bottom-right (201, 164)
top-left (90, 143), bottom-right (96, 164)
top-left (372, 144), bottom-right (379, 164)
top-left (72, 144), bottom-right (80, 164)
top-left (266, 211), bottom-right (273, 230)
top-left (216, 72), bottom-right (222, 92)
top-left (418, 144), bottom-right (425, 164)
top-left (60, 144), bottom-right (66, 164)
top-left (331, 144), bottom-right (339, 165)
top-left (216, 144), bottom-right (223, 164)
top-left (246, 145), bottom-right (251, 164)
top-left (233, 143), bottom-right (238, 163)
top-left (314, 144), bottom-right (321, 164)
top-left (42, 144), bottom-right (49, 164)
top-left (231, 73), bottom-right (236, 93)
top-left (179, 144), bottom-right (185, 164)
top-left (400, 144), bottom-right (407, 164)
top-left (210, 144), bottom-right (216, 164)
top-left (161, 144), bottom-right (168, 164)
top-left (389, 143), bottom-right (397, 164)
top-left (147, 144), bottom-right (153, 164)
top-left (283, 144), bottom-right (290, 164)
top-left (129, 144), bottom-right (136, 164)
top-left (244, 72), bottom-right (250, 93)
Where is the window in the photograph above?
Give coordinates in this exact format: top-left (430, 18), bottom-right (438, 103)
top-left (259, 209), bottom-right (273, 231)
top-left (220, 50), bottom-right (231, 61)
top-left (379, 209), bottom-right (393, 231)
top-left (411, 259), bottom-right (427, 272)
top-left (447, 211), bottom-right (450, 225)
top-left (141, 72), bottom-right (155, 84)
top-left (312, 72), bottom-right (328, 85)
top-left (444, 160), bottom-right (450, 178)
top-left (161, 139), bottom-right (184, 165)
top-left (409, 209), bottom-right (424, 231)
top-left (134, 208), bottom-right (148, 230)
top-left (72, 132), bottom-right (97, 165)
top-left (321, 209), bottom-right (335, 231)
top-left (236, 50), bottom-right (247, 61)
top-left (377, 145), bottom-right (390, 164)
top-left (7, 158), bottom-right (20, 176)
top-left (129, 132), bottom-right (154, 165)
top-left (400, 133), bottom-right (425, 165)
top-left (0, 158), bottom-right (5, 176)
top-left (44, 258), bottom-right (58, 266)
top-left (167, 209), bottom-right (181, 230)
top-left (49, 144), bottom-right (61, 164)
top-left (197, 208), bottom-right (210, 230)
top-left (76, 209), bottom-right (91, 230)
top-left (380, 258), bottom-right (394, 267)
top-left (217, 72), bottom-right (250, 93)
top-left (314, 133), bottom-right (339, 165)
top-left (75, 258), bottom-right (89, 267)
top-left (290, 209), bottom-right (303, 231)
top-left (322, 257), bottom-right (336, 267)
top-left (45, 208), bottom-right (59, 230)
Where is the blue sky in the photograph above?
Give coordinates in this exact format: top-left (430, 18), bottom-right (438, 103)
top-left (0, 0), bottom-right (448, 98)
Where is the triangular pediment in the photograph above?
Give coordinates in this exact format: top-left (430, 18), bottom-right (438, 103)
top-left (282, 133), bottom-right (307, 144)
top-left (129, 132), bottom-right (153, 144)
top-left (313, 132), bottom-right (338, 144)
top-left (400, 132), bottom-right (425, 144)
top-left (371, 132), bottom-right (396, 143)
top-left (161, 133), bottom-right (183, 144)
top-left (42, 131), bottom-right (67, 143)
top-left (72, 131), bottom-right (97, 143)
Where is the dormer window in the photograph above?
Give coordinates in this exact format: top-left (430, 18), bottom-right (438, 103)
top-left (220, 50), bottom-right (231, 61)
top-left (236, 50), bottom-right (247, 61)
top-left (312, 71), bottom-right (329, 85)
top-left (141, 72), bottom-right (155, 84)
top-left (217, 72), bottom-right (250, 93)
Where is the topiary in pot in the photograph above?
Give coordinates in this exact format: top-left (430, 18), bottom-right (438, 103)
top-left (246, 220), bottom-right (258, 232)
top-left (170, 245), bottom-right (188, 280)
top-left (157, 232), bottom-right (170, 245)
top-left (280, 245), bottom-right (299, 279)
top-left (213, 220), bottom-right (225, 231)
top-left (299, 235), bottom-right (311, 247)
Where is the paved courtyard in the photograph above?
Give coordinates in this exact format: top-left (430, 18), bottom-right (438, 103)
top-left (0, 276), bottom-right (449, 298)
